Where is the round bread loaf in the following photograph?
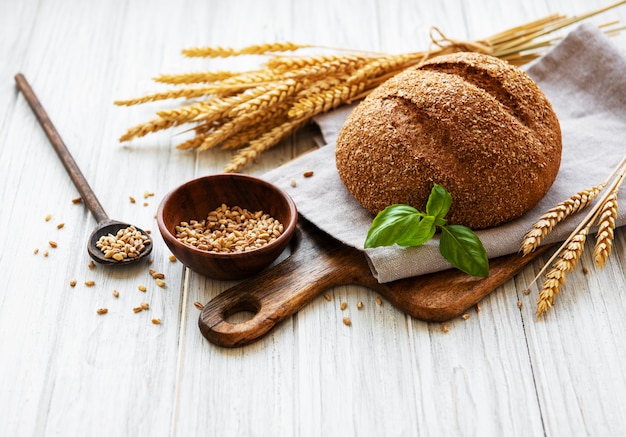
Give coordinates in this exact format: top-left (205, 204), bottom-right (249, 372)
top-left (335, 52), bottom-right (561, 229)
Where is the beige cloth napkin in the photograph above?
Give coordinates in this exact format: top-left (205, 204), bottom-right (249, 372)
top-left (263, 23), bottom-right (626, 283)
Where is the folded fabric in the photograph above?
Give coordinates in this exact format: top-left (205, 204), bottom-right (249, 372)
top-left (263, 23), bottom-right (626, 283)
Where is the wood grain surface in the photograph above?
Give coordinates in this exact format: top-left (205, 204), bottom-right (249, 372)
top-left (200, 217), bottom-right (553, 347)
top-left (1, 1), bottom-right (625, 436)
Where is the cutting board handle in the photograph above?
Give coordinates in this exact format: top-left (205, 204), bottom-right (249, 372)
top-left (198, 221), bottom-right (370, 347)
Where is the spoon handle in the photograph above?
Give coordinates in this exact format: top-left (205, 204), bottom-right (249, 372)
top-left (14, 73), bottom-right (109, 224)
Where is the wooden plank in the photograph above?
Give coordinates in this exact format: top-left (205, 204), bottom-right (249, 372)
top-left (1, 0), bottom-right (625, 436)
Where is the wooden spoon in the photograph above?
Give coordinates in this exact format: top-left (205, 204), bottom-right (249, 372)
top-left (15, 73), bottom-right (152, 265)
top-left (199, 216), bottom-right (551, 347)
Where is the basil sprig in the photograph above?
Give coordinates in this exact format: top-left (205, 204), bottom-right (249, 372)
top-left (364, 184), bottom-right (489, 277)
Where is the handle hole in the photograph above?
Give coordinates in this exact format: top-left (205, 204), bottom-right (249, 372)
top-left (223, 295), bottom-right (260, 324)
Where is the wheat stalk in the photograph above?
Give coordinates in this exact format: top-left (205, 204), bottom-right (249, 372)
top-left (181, 42), bottom-right (311, 58)
top-left (524, 156), bottom-right (626, 317)
top-left (116, 2), bottom-right (626, 172)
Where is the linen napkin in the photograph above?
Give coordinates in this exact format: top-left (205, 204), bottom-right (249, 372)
top-left (263, 23), bottom-right (626, 283)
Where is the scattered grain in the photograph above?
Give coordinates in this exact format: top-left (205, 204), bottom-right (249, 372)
top-left (85, 280), bottom-right (95, 287)
top-left (194, 301), bottom-right (204, 310)
top-left (517, 300), bottom-right (523, 309)
top-left (290, 179), bottom-right (297, 188)
top-left (151, 318), bottom-right (161, 325)
top-left (43, 250), bottom-right (49, 257)
top-left (143, 202), bottom-right (149, 207)
top-left (88, 260), bottom-right (95, 269)
top-left (57, 223), bottom-right (65, 229)
top-left (582, 267), bottom-right (590, 275)
top-left (144, 191), bottom-right (155, 199)
top-left (156, 279), bottom-right (166, 288)
top-left (133, 306), bottom-right (143, 313)
top-left (375, 296), bottom-right (383, 306)
top-left (303, 170), bottom-right (314, 178)
top-left (45, 214), bottom-right (52, 222)
top-left (112, 289), bottom-right (120, 298)
top-left (169, 255), bottom-right (177, 262)
top-left (340, 301), bottom-right (347, 311)
top-left (461, 313), bottom-right (470, 320)
top-left (151, 271), bottom-right (165, 279)
top-left (140, 301), bottom-right (149, 310)
top-left (138, 285), bottom-right (147, 292)
top-left (71, 196), bottom-right (82, 204)
top-left (475, 303), bottom-right (481, 312)
top-left (441, 323), bottom-right (450, 333)
top-left (357, 301), bottom-right (364, 310)
top-left (70, 279), bottom-right (77, 287)
top-left (129, 196), bottom-right (136, 203)
top-left (96, 308), bottom-right (108, 315)
top-left (323, 293), bottom-right (331, 301)
top-left (34, 248), bottom-right (39, 255)
top-left (343, 317), bottom-right (351, 326)
top-left (48, 241), bottom-right (58, 248)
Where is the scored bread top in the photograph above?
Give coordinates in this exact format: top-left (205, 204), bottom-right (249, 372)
top-left (335, 52), bottom-right (562, 229)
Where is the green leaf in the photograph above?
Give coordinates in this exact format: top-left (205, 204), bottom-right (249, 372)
top-left (426, 184), bottom-right (452, 221)
top-left (439, 225), bottom-right (489, 277)
top-left (398, 215), bottom-right (437, 247)
top-left (364, 204), bottom-right (432, 248)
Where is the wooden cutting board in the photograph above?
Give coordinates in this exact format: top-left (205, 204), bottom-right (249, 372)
top-left (198, 216), bottom-right (550, 347)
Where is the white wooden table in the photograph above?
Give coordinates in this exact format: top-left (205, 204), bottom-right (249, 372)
top-left (2, 1), bottom-right (625, 436)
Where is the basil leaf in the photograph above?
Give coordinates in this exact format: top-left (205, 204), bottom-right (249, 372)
top-left (439, 225), bottom-right (489, 277)
top-left (426, 184), bottom-right (452, 220)
top-left (364, 205), bottom-right (425, 248)
top-left (397, 215), bottom-right (437, 247)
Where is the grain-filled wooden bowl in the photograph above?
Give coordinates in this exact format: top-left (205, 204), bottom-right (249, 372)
top-left (157, 174), bottom-right (298, 280)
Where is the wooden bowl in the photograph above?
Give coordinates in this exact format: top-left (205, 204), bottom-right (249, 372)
top-left (157, 174), bottom-right (298, 280)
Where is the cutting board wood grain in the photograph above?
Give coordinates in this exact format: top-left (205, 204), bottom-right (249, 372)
top-left (199, 216), bottom-right (550, 347)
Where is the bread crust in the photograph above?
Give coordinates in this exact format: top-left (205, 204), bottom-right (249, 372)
top-left (335, 52), bottom-right (562, 229)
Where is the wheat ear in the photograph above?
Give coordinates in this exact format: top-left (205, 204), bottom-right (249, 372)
top-left (153, 70), bottom-right (237, 84)
top-left (592, 191), bottom-right (618, 268)
top-left (182, 42), bottom-right (311, 58)
top-left (536, 228), bottom-right (588, 317)
top-left (526, 156), bottom-right (626, 316)
top-left (520, 184), bottom-right (606, 256)
top-left (224, 118), bottom-right (308, 173)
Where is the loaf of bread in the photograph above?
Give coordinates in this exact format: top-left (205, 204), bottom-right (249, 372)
top-left (335, 52), bottom-right (561, 229)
